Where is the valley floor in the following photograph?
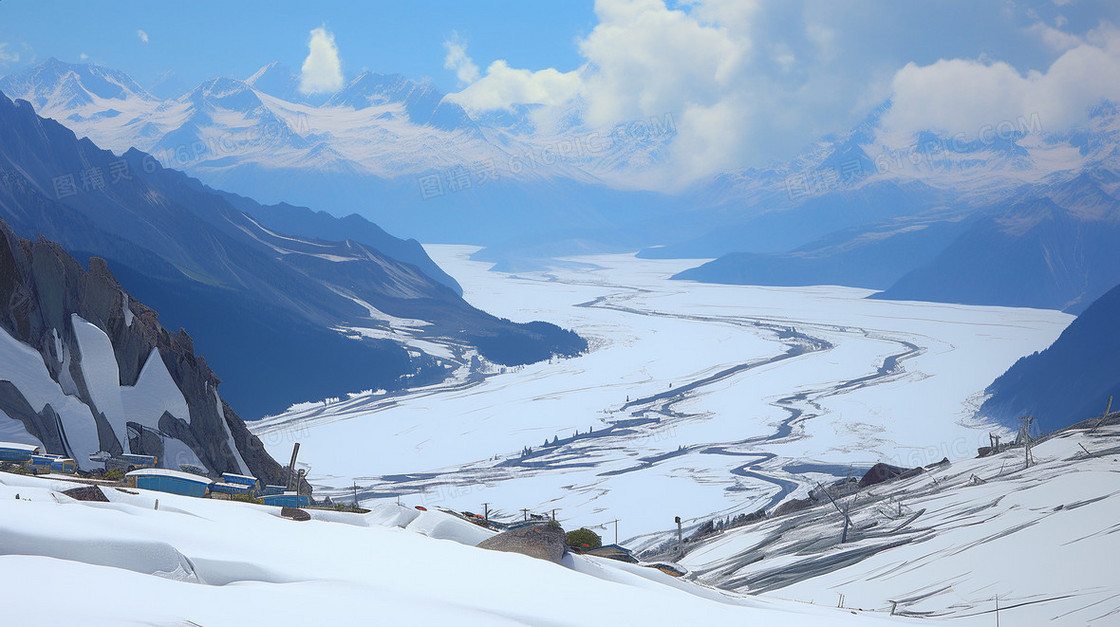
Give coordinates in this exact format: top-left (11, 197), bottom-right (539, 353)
top-left (252, 249), bottom-right (1071, 538)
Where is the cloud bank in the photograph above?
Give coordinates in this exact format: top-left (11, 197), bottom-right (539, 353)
top-left (883, 25), bottom-right (1120, 140)
top-left (443, 0), bottom-right (1120, 185)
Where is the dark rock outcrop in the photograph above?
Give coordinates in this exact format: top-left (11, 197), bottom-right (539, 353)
top-left (61, 486), bottom-right (109, 502)
top-left (772, 497), bottom-right (814, 517)
top-left (477, 523), bottom-right (569, 564)
top-left (280, 507), bottom-right (311, 521)
top-left (858, 463), bottom-right (921, 488)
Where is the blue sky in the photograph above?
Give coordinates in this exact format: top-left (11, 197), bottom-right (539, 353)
top-left (0, 1), bottom-right (595, 96)
top-left (3, 1), bottom-right (1119, 177)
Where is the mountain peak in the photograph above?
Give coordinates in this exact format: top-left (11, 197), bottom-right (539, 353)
top-left (327, 71), bottom-right (476, 132)
top-left (0, 58), bottom-right (156, 111)
top-left (179, 77), bottom-right (265, 113)
top-left (245, 61), bottom-right (301, 101)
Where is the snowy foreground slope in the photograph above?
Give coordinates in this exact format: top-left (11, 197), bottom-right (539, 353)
top-left (661, 423), bottom-right (1120, 624)
top-left (0, 474), bottom-right (911, 626)
top-left (253, 248), bottom-right (1071, 536)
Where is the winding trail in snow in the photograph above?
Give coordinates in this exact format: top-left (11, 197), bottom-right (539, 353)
top-left (324, 274), bottom-right (929, 514)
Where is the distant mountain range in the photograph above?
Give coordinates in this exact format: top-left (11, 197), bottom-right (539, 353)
top-left (0, 58), bottom-right (680, 255)
top-left (673, 101), bottom-right (1120, 314)
top-left (679, 166), bottom-right (1120, 314)
top-left (5, 59), bottom-right (1120, 315)
top-left (979, 281), bottom-right (1120, 432)
top-left (872, 169), bottom-right (1120, 313)
top-left (0, 92), bottom-right (585, 418)
top-left (0, 217), bottom-right (283, 478)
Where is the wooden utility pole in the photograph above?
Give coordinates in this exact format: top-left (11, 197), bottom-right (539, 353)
top-left (675, 515), bottom-right (683, 556)
top-left (816, 482), bottom-right (854, 543)
top-left (1019, 416), bottom-right (1034, 468)
top-left (351, 482), bottom-right (360, 507)
top-left (1091, 396), bottom-right (1114, 432)
top-left (482, 502), bottom-right (490, 524)
top-left (608, 518), bottom-right (620, 545)
top-left (286, 442), bottom-right (301, 490)
top-left (521, 508), bottom-right (530, 521)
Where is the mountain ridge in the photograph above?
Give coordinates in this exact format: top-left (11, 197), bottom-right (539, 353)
top-left (0, 91), bottom-right (585, 418)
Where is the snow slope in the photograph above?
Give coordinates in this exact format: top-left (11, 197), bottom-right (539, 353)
top-left (0, 473), bottom-right (915, 626)
top-left (667, 423), bottom-right (1120, 624)
top-left (0, 320), bottom-right (101, 465)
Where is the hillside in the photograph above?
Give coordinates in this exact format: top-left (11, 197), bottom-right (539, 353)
top-left (872, 170), bottom-right (1120, 314)
top-left (629, 419), bottom-right (1120, 623)
top-left (0, 470), bottom-right (901, 626)
top-left (978, 282), bottom-right (1120, 432)
top-left (673, 217), bottom-right (968, 289)
top-left (0, 92), bottom-right (585, 417)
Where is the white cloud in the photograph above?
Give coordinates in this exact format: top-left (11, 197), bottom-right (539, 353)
top-left (441, 1), bottom-right (1119, 187)
top-left (0, 43), bottom-right (19, 64)
top-left (299, 27), bottom-right (344, 95)
top-left (450, 61), bottom-right (583, 111)
top-left (446, 0), bottom-right (757, 180)
top-left (883, 25), bottom-right (1120, 140)
top-left (577, 0), bottom-right (747, 127)
top-left (137, 30), bottom-right (149, 44)
top-left (79, 52), bottom-right (89, 61)
top-left (1028, 21), bottom-right (1083, 52)
top-left (443, 32), bottom-right (480, 85)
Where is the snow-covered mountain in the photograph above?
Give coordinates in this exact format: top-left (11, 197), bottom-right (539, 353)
top-left (5, 58), bottom-right (1120, 308)
top-left (0, 218), bottom-right (282, 478)
top-left (0, 92), bottom-right (586, 418)
top-left (0, 59), bottom-right (677, 251)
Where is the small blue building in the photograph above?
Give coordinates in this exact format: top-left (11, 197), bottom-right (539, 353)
top-left (106, 453), bottom-right (158, 473)
top-left (260, 492), bottom-right (310, 508)
top-left (210, 482), bottom-right (256, 498)
top-left (0, 441), bottom-right (40, 463)
top-left (126, 468), bottom-right (212, 497)
top-left (49, 457), bottom-right (77, 474)
top-left (221, 473), bottom-right (260, 490)
top-left (28, 455), bottom-right (58, 474)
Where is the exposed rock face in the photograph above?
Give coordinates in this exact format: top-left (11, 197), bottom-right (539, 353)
top-left (772, 497), bottom-right (814, 517)
top-left (61, 486), bottom-right (109, 502)
top-left (858, 463), bottom-right (922, 488)
top-left (477, 524), bottom-right (569, 565)
top-left (0, 218), bottom-right (285, 483)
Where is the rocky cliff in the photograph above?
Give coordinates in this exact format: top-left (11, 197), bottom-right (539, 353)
top-left (0, 217), bottom-right (284, 481)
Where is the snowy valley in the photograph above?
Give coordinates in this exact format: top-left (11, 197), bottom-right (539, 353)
top-left (252, 248), bottom-right (1071, 544)
top-left (2, 3), bottom-right (1120, 624)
